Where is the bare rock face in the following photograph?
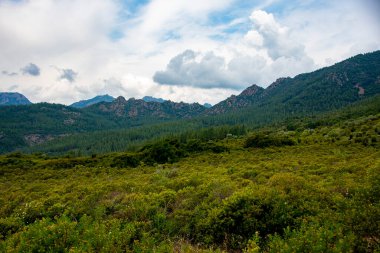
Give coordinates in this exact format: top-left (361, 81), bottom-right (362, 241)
top-left (24, 134), bottom-right (54, 146)
top-left (240, 84), bottom-right (263, 96)
top-left (266, 77), bottom-right (290, 91)
top-left (206, 84), bottom-right (265, 115)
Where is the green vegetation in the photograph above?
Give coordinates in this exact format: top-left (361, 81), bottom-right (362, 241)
top-left (24, 94), bottom-right (380, 156)
top-left (1, 51), bottom-right (379, 251)
top-left (0, 112), bottom-right (379, 252)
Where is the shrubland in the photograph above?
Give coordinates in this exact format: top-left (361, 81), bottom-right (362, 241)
top-left (0, 112), bottom-right (379, 252)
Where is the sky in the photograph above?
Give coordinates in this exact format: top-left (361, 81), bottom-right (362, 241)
top-left (0, 0), bottom-right (379, 105)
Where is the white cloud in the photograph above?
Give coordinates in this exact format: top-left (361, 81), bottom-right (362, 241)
top-left (154, 50), bottom-right (245, 89)
top-left (153, 9), bottom-right (315, 89)
top-left (244, 30), bottom-right (264, 47)
top-left (278, 0), bottom-right (380, 66)
top-left (249, 10), bottom-right (306, 60)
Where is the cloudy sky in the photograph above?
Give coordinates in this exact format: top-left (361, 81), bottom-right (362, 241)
top-left (0, 0), bottom-right (379, 105)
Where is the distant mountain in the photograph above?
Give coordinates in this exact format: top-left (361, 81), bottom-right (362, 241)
top-left (142, 96), bottom-right (166, 103)
top-left (203, 103), bottom-right (212, 108)
top-left (86, 96), bottom-right (206, 121)
top-left (70, 95), bottom-right (115, 108)
top-left (0, 92), bottom-right (31, 106)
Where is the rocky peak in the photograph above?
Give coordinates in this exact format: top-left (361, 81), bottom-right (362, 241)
top-left (115, 96), bottom-right (127, 103)
top-left (266, 77), bottom-right (290, 91)
top-left (240, 84), bottom-right (264, 97)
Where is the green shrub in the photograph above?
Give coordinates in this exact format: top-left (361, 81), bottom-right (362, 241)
top-left (244, 133), bottom-right (295, 148)
top-left (267, 222), bottom-right (356, 253)
top-left (111, 153), bottom-right (141, 168)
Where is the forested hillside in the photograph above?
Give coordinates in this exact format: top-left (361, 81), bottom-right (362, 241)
top-left (208, 51), bottom-right (380, 114)
top-left (25, 94), bottom-right (380, 156)
top-left (0, 104), bottom-right (119, 153)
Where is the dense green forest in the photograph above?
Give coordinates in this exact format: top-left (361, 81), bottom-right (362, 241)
top-left (0, 107), bottom-right (379, 252)
top-left (25, 94), bottom-right (380, 156)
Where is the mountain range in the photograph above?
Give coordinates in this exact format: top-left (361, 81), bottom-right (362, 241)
top-left (0, 50), bottom-right (379, 154)
top-left (69, 95), bottom-right (168, 108)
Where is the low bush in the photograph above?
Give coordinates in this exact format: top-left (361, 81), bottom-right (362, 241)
top-left (244, 133), bottom-right (295, 148)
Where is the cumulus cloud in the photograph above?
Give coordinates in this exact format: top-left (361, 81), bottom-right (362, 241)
top-left (248, 10), bottom-right (306, 60)
top-left (59, 69), bottom-right (78, 82)
top-left (154, 50), bottom-right (244, 89)
top-left (154, 10), bottom-right (315, 89)
top-left (21, 63), bottom-right (40, 76)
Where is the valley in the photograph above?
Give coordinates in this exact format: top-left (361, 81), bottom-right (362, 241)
top-left (0, 51), bottom-right (379, 252)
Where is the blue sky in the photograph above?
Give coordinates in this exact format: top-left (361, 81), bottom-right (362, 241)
top-left (0, 0), bottom-right (379, 104)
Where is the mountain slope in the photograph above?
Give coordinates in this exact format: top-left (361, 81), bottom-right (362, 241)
top-left (0, 92), bottom-right (31, 106)
top-left (207, 84), bottom-right (264, 114)
top-left (70, 94), bottom-right (115, 108)
top-left (85, 96), bottom-right (206, 122)
top-left (208, 50), bottom-right (380, 115)
top-left (0, 103), bottom-right (118, 153)
top-left (25, 94), bottom-right (380, 156)
top-left (0, 98), bottom-right (207, 153)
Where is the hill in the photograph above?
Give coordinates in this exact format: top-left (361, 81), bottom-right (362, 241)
top-left (0, 92), bottom-right (31, 106)
top-left (0, 98), bottom-right (207, 153)
top-left (0, 103), bottom-right (118, 153)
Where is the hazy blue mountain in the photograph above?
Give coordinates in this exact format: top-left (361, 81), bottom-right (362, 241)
top-left (203, 103), bottom-right (212, 108)
top-left (70, 95), bottom-right (115, 108)
top-left (0, 92), bottom-right (31, 106)
top-left (142, 96), bottom-right (166, 103)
